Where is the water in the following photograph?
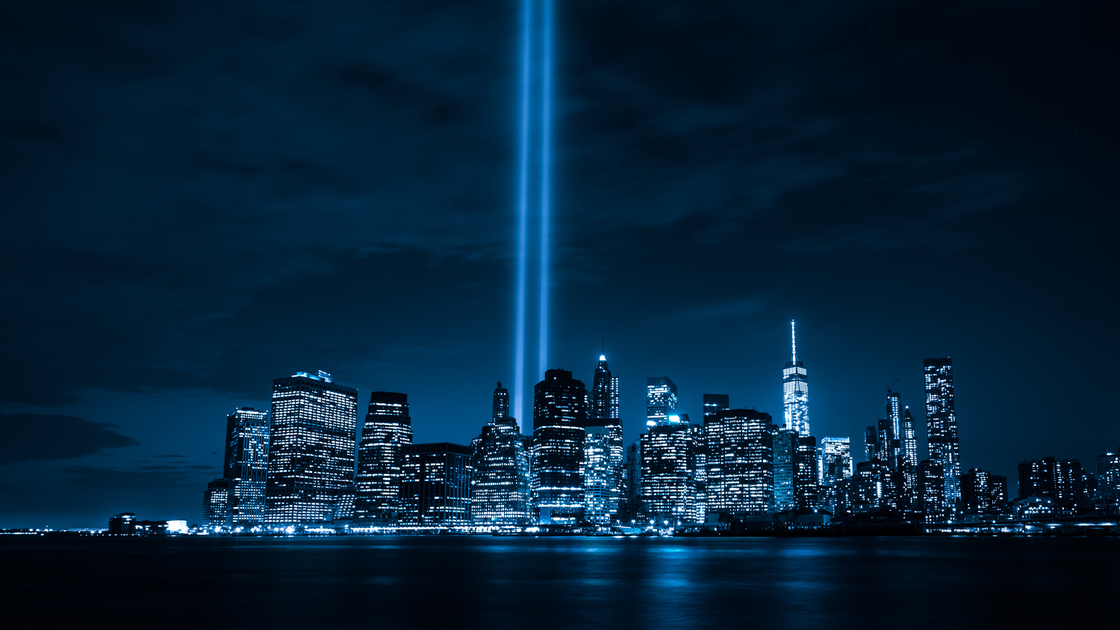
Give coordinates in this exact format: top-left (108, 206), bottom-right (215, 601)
top-left (3, 536), bottom-right (1117, 629)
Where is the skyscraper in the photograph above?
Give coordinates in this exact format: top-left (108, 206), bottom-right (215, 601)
top-left (702, 394), bottom-right (730, 422)
top-left (900, 406), bottom-right (919, 507)
top-left (961, 468), bottom-right (1008, 516)
top-left (588, 356), bottom-right (623, 521)
top-left (355, 391), bottom-right (413, 524)
top-left (706, 409), bottom-right (774, 516)
top-left (773, 429), bottom-right (798, 512)
top-left (640, 414), bottom-right (696, 525)
top-left (203, 478), bottom-right (229, 529)
top-left (783, 321), bottom-right (810, 435)
top-left (530, 369), bottom-right (587, 524)
top-left (924, 357), bottom-right (960, 515)
top-left (223, 407), bottom-right (270, 526)
top-left (795, 435), bottom-right (819, 509)
top-left (885, 390), bottom-right (902, 468)
top-left (917, 459), bottom-right (946, 523)
top-left (471, 382), bottom-right (531, 527)
top-left (265, 371), bottom-right (358, 526)
top-left (399, 443), bottom-right (473, 527)
top-left (583, 426), bottom-right (614, 525)
top-left (646, 377), bottom-right (677, 426)
top-left (818, 436), bottom-right (852, 514)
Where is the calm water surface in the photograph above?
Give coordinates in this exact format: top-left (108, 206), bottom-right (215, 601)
top-left (3, 535), bottom-right (1117, 629)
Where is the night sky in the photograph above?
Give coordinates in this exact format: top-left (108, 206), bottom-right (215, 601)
top-left (1, 0), bottom-right (1115, 528)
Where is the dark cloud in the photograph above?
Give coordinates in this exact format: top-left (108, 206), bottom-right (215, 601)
top-left (0, 414), bottom-right (139, 466)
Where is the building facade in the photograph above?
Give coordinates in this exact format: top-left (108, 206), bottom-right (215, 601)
top-left (530, 369), bottom-right (587, 524)
top-left (706, 409), bottom-right (773, 516)
top-left (355, 391), bottom-right (413, 523)
top-left (783, 321), bottom-right (810, 435)
top-left (471, 382), bottom-right (531, 526)
top-left (924, 357), bottom-right (961, 515)
top-left (399, 443), bottom-right (472, 526)
top-left (773, 429), bottom-right (798, 512)
top-left (588, 356), bottom-right (623, 522)
top-left (265, 371), bottom-right (358, 525)
top-left (222, 407), bottom-right (270, 526)
top-left (646, 377), bottom-right (678, 427)
top-left (640, 415), bottom-right (696, 525)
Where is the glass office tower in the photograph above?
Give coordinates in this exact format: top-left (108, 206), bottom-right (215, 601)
top-left (399, 443), bottom-right (473, 526)
top-left (588, 356), bottom-right (622, 521)
top-left (584, 426), bottom-right (614, 525)
top-left (355, 391), bottom-right (413, 523)
top-left (818, 436), bottom-right (852, 514)
top-left (530, 369), bottom-right (587, 524)
top-left (706, 409), bottom-right (774, 515)
top-left (773, 429), bottom-right (798, 511)
top-left (265, 371), bottom-right (358, 525)
top-left (924, 358), bottom-right (960, 515)
top-left (223, 407), bottom-right (270, 526)
top-left (783, 321), bottom-right (810, 435)
top-left (640, 414), bottom-right (696, 525)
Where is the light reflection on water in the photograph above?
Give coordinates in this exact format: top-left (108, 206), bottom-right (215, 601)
top-left (2, 536), bottom-right (1117, 629)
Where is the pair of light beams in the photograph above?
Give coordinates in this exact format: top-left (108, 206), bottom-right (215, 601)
top-left (513, 0), bottom-right (554, 427)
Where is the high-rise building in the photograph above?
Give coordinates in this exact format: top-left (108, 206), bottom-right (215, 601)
top-left (818, 437), bottom-right (852, 514)
top-left (584, 426), bottom-right (614, 525)
top-left (588, 356), bottom-right (623, 521)
top-left (924, 357), bottom-right (961, 515)
top-left (1093, 450), bottom-right (1120, 514)
top-left (773, 429), bottom-right (798, 512)
top-left (783, 321), bottom-right (810, 435)
top-left (355, 391), bottom-right (413, 523)
top-left (1054, 458), bottom-right (1091, 514)
top-left (1018, 457), bottom-right (1056, 499)
top-left (620, 440), bottom-right (643, 523)
top-left (530, 369), bottom-right (587, 524)
top-left (640, 414), bottom-right (696, 525)
top-left (917, 459), bottom-right (946, 523)
top-left (706, 409), bottom-right (773, 516)
top-left (223, 407), bottom-right (270, 526)
top-left (961, 468), bottom-right (1008, 516)
top-left (646, 377), bottom-right (678, 426)
top-left (795, 435), bottom-right (819, 509)
top-left (885, 390), bottom-right (902, 469)
top-left (900, 406), bottom-right (919, 507)
top-left (399, 443), bottom-right (472, 526)
top-left (689, 422), bottom-right (708, 523)
top-left (203, 478), bottom-right (229, 528)
top-left (864, 425), bottom-right (879, 462)
top-left (470, 382), bottom-right (530, 527)
top-left (265, 371), bottom-right (358, 525)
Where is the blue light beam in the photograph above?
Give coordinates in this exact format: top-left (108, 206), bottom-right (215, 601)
top-left (513, 0), bottom-right (533, 429)
top-left (537, 0), bottom-right (553, 380)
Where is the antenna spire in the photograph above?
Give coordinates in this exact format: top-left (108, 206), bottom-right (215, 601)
top-left (791, 319), bottom-right (797, 362)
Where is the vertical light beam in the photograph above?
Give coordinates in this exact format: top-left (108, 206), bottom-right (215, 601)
top-left (537, 0), bottom-right (553, 380)
top-left (513, 0), bottom-right (533, 429)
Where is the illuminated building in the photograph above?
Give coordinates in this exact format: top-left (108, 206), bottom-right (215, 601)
top-left (795, 435), bottom-right (819, 509)
top-left (1094, 450), bottom-right (1120, 513)
top-left (917, 459), bottom-right (946, 523)
top-left (885, 390), bottom-right (902, 468)
top-left (783, 321), bottom-right (810, 435)
top-left (588, 356), bottom-right (622, 520)
top-left (1054, 458), bottom-right (1091, 514)
top-left (203, 478), bottom-right (229, 528)
top-left (530, 369), bottom-right (587, 524)
top-left (960, 468), bottom-right (1008, 516)
top-left (108, 513), bottom-right (136, 536)
top-left (773, 429), bottom-right (797, 511)
top-left (355, 391), bottom-right (412, 523)
top-left (900, 407), bottom-right (919, 506)
top-left (470, 382), bottom-right (531, 526)
top-left (924, 357), bottom-right (961, 515)
top-left (646, 376), bottom-right (677, 426)
top-left (584, 426), bottom-right (614, 525)
top-left (223, 407), bottom-right (270, 526)
top-left (818, 437), bottom-right (852, 514)
top-left (1017, 457), bottom-right (1055, 499)
top-left (399, 443), bottom-right (472, 526)
top-left (852, 461), bottom-right (882, 513)
top-left (265, 371), bottom-right (358, 525)
top-left (689, 422), bottom-right (708, 522)
top-left (640, 414), bottom-right (696, 524)
top-left (706, 409), bottom-right (773, 515)
top-left (335, 483), bottom-right (356, 523)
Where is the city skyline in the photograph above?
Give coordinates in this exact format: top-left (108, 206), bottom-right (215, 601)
top-left (1, 1), bottom-right (1116, 529)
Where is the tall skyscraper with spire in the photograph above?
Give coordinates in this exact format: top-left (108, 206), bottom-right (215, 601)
top-left (924, 357), bottom-right (961, 516)
top-left (783, 321), bottom-right (810, 436)
top-left (588, 355), bottom-right (622, 521)
top-left (470, 382), bottom-right (530, 526)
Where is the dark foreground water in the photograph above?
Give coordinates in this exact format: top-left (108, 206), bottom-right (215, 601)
top-left (3, 535), bottom-right (1117, 629)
